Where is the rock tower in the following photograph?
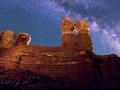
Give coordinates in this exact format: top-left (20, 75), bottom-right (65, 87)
top-left (75, 20), bottom-right (93, 53)
top-left (61, 18), bottom-right (77, 51)
top-left (61, 18), bottom-right (93, 53)
top-left (0, 18), bottom-right (120, 85)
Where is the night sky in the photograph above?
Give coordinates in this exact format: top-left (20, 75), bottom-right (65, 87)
top-left (0, 0), bottom-right (120, 56)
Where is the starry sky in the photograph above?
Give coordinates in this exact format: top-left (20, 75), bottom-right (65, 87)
top-left (0, 0), bottom-right (120, 56)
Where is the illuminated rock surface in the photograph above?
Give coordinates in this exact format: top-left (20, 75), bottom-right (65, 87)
top-left (0, 31), bottom-right (30, 48)
top-left (0, 31), bottom-right (14, 48)
top-left (0, 18), bottom-right (120, 89)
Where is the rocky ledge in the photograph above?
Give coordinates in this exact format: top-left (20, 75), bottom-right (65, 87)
top-left (0, 66), bottom-right (120, 90)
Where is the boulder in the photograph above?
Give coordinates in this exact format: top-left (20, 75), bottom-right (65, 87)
top-left (0, 31), bottom-right (14, 48)
top-left (0, 31), bottom-right (31, 48)
top-left (13, 33), bottom-right (31, 47)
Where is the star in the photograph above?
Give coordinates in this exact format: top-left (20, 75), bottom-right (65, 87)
top-left (0, 0), bottom-right (120, 56)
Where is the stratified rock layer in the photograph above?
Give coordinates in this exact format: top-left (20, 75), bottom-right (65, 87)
top-left (0, 69), bottom-right (120, 90)
top-left (0, 18), bottom-right (120, 86)
top-left (75, 20), bottom-right (93, 52)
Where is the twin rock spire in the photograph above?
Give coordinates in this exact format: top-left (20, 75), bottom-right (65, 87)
top-left (0, 17), bottom-right (93, 53)
top-left (61, 17), bottom-right (93, 53)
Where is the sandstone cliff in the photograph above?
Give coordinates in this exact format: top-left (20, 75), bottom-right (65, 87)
top-left (0, 69), bottom-right (120, 90)
top-left (0, 18), bottom-right (120, 87)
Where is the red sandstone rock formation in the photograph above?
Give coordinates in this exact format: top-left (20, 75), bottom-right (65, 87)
top-left (0, 31), bottom-right (14, 48)
top-left (0, 18), bottom-right (120, 85)
top-left (0, 30), bottom-right (30, 48)
top-left (75, 20), bottom-right (93, 52)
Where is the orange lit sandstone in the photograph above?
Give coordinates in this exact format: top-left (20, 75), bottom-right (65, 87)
top-left (0, 18), bottom-right (120, 85)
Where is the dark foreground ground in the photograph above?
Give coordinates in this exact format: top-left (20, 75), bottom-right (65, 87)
top-left (0, 67), bottom-right (120, 90)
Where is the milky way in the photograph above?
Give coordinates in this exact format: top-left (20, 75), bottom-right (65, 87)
top-left (0, 0), bottom-right (120, 56)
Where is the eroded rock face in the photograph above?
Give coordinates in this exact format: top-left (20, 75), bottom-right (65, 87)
top-left (75, 20), bottom-right (93, 52)
top-left (75, 20), bottom-right (89, 33)
top-left (61, 17), bottom-right (75, 35)
top-left (13, 33), bottom-right (31, 47)
top-left (0, 31), bottom-right (14, 48)
top-left (0, 31), bottom-right (31, 48)
top-left (0, 18), bottom-right (120, 86)
top-left (61, 18), bottom-right (77, 50)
